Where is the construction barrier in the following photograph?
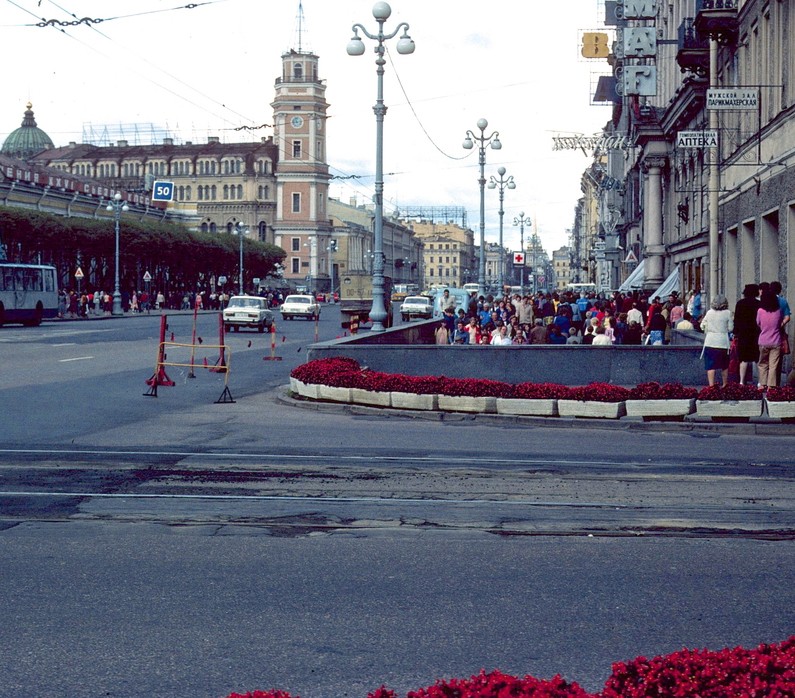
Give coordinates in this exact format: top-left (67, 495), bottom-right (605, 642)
top-left (144, 313), bottom-right (234, 403)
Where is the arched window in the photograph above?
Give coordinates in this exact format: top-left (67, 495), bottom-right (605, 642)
top-left (224, 160), bottom-right (229, 175)
top-left (237, 184), bottom-right (243, 199)
top-left (293, 62), bottom-right (303, 79)
top-left (185, 186), bottom-right (191, 201)
top-left (198, 187), bottom-right (204, 201)
top-left (211, 185), bottom-right (217, 200)
top-left (210, 222), bottom-right (217, 234)
top-left (211, 161), bottom-right (217, 175)
top-left (223, 185), bottom-right (229, 199)
top-left (201, 222), bottom-right (209, 233)
top-left (178, 186), bottom-right (185, 200)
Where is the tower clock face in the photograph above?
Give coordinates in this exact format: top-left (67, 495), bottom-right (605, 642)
top-left (291, 115), bottom-right (304, 128)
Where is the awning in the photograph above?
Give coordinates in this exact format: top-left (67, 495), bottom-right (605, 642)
top-left (618, 259), bottom-right (645, 292)
top-left (650, 265), bottom-right (680, 301)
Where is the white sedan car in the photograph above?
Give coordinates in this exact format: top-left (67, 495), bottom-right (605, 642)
top-left (400, 295), bottom-right (434, 321)
top-left (222, 295), bottom-right (274, 332)
top-left (281, 294), bottom-right (321, 321)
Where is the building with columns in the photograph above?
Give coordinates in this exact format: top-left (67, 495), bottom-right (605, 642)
top-left (576, 0), bottom-right (795, 317)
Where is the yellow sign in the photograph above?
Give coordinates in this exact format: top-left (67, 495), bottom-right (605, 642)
top-left (581, 32), bottom-right (610, 59)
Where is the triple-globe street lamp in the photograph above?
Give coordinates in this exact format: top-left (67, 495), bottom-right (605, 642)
top-left (347, 2), bottom-right (415, 332)
top-left (463, 118), bottom-right (502, 299)
top-left (106, 192), bottom-right (129, 316)
top-left (487, 166), bottom-right (515, 294)
top-left (513, 211), bottom-right (532, 292)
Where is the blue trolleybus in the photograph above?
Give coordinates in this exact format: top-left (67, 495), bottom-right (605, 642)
top-left (0, 262), bottom-right (59, 326)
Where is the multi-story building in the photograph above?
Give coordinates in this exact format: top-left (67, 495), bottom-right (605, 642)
top-left (327, 198), bottom-right (422, 293)
top-left (579, 0), bottom-right (795, 324)
top-left (552, 246), bottom-right (572, 291)
top-left (403, 218), bottom-right (475, 289)
top-left (13, 42), bottom-right (337, 292)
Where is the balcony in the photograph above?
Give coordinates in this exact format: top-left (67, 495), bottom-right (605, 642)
top-left (694, 0), bottom-right (738, 44)
top-left (676, 18), bottom-right (709, 76)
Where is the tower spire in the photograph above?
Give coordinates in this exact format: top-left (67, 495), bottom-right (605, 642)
top-left (293, 1), bottom-right (311, 53)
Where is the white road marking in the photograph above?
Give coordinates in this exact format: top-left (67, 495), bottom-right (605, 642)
top-left (58, 356), bottom-right (94, 362)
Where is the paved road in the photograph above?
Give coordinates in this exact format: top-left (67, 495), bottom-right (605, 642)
top-left (1, 308), bottom-right (793, 698)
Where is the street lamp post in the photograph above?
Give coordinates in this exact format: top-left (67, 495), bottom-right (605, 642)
top-left (106, 192), bottom-right (129, 316)
top-left (236, 223), bottom-right (248, 295)
top-left (327, 239), bottom-right (337, 302)
top-left (463, 118), bottom-right (502, 299)
top-left (347, 2), bottom-right (415, 332)
top-left (513, 211), bottom-right (532, 293)
top-left (487, 166), bottom-right (515, 294)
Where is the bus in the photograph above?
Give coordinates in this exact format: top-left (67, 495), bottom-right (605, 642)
top-left (0, 263), bottom-right (59, 326)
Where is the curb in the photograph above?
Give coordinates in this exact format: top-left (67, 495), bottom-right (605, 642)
top-left (276, 387), bottom-right (795, 436)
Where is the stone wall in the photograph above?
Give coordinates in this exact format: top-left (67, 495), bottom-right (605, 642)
top-left (307, 320), bottom-right (706, 386)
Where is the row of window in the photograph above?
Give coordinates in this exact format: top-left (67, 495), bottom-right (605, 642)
top-left (168, 185), bottom-right (272, 202)
top-left (59, 159), bottom-right (273, 179)
top-left (427, 243), bottom-right (458, 250)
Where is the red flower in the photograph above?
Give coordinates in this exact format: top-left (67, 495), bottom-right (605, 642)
top-left (628, 382), bottom-right (698, 400)
top-left (565, 382), bottom-right (630, 403)
top-left (766, 386), bottom-right (795, 402)
top-left (697, 384), bottom-right (764, 401)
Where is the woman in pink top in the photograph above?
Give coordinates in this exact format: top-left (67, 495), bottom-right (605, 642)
top-left (756, 289), bottom-right (783, 388)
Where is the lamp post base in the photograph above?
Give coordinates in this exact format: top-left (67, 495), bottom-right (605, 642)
top-left (112, 291), bottom-right (123, 316)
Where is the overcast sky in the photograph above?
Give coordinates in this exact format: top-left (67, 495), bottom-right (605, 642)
top-left (2, 0), bottom-right (613, 253)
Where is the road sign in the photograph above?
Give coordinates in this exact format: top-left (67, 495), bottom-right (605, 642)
top-left (151, 180), bottom-right (175, 202)
top-left (624, 249), bottom-right (638, 263)
top-left (143, 271), bottom-right (152, 282)
top-left (74, 267), bottom-right (84, 279)
top-left (513, 252), bottom-right (526, 265)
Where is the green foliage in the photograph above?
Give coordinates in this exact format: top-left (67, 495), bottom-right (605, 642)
top-left (0, 208), bottom-right (285, 292)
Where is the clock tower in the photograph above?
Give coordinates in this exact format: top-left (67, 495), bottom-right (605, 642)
top-left (271, 46), bottom-right (333, 291)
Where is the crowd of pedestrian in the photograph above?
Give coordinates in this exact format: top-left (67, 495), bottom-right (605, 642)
top-left (433, 287), bottom-right (698, 349)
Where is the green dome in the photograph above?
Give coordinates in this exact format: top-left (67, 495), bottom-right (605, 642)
top-left (2, 103), bottom-right (55, 160)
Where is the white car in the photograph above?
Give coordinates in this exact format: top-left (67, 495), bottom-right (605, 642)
top-left (281, 294), bottom-right (321, 320)
top-left (400, 295), bottom-right (434, 321)
top-left (222, 295), bottom-right (274, 332)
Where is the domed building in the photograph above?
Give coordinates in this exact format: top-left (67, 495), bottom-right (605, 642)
top-left (1, 102), bottom-right (54, 160)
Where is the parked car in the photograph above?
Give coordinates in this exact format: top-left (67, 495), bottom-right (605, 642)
top-left (222, 295), bottom-right (274, 332)
top-left (400, 295), bottom-right (434, 322)
top-left (281, 294), bottom-right (321, 320)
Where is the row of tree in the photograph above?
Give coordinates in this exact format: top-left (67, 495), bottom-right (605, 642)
top-left (0, 208), bottom-right (286, 294)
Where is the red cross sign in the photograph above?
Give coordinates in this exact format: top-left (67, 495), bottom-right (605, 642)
top-left (513, 252), bottom-right (525, 265)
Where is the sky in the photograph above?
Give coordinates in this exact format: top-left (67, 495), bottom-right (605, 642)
top-left (1, 0), bottom-right (613, 254)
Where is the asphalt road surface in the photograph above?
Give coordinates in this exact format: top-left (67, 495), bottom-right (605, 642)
top-left (1, 308), bottom-right (793, 698)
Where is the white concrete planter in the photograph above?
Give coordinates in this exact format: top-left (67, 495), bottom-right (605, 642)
top-left (695, 400), bottom-right (763, 419)
top-left (350, 388), bottom-right (391, 407)
top-left (557, 400), bottom-right (626, 419)
top-left (290, 377), bottom-right (320, 400)
top-left (317, 384), bottom-right (352, 403)
top-left (764, 399), bottom-right (795, 420)
top-left (390, 391), bottom-right (438, 411)
top-left (625, 398), bottom-right (696, 420)
top-left (495, 398), bottom-right (558, 416)
top-left (437, 395), bottom-right (497, 413)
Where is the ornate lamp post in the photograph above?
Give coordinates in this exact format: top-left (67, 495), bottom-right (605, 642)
top-left (487, 166), bottom-right (515, 294)
top-left (463, 118), bottom-right (502, 299)
top-left (106, 192), bottom-right (129, 316)
top-left (513, 211), bottom-right (532, 293)
top-left (235, 223), bottom-right (248, 295)
top-left (347, 2), bottom-right (415, 332)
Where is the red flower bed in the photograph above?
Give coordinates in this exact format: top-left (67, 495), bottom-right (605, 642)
top-left (513, 382), bottom-right (573, 400)
top-left (627, 382), bottom-right (698, 400)
top-left (436, 377), bottom-right (514, 398)
top-left (765, 386), bottom-right (795, 402)
top-left (697, 384), bottom-right (764, 401)
top-left (564, 382), bottom-right (630, 403)
top-left (224, 636), bottom-right (795, 698)
top-left (602, 636), bottom-right (795, 698)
